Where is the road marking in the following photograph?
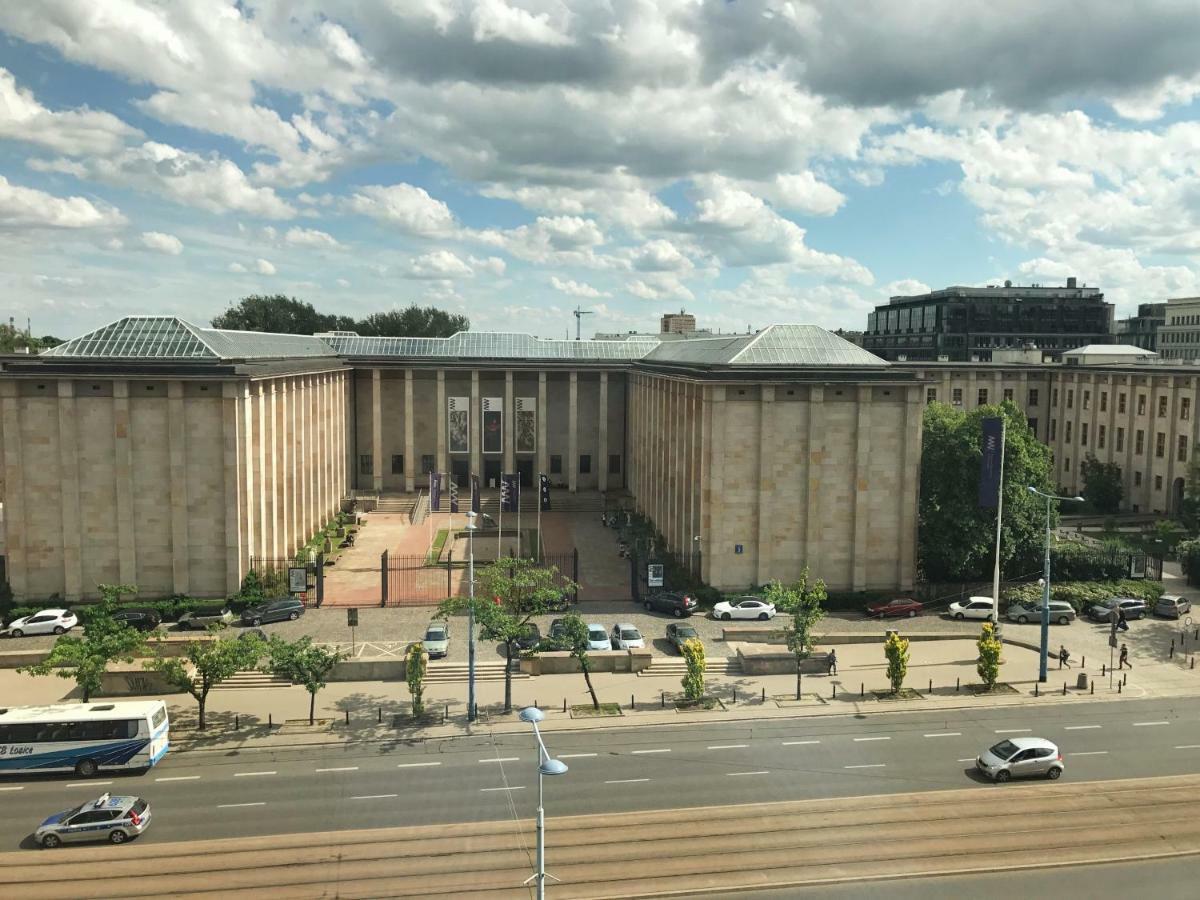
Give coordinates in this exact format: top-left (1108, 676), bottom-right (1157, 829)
top-left (994, 729), bottom-right (1031, 734)
top-left (1070, 751), bottom-right (1109, 756)
top-left (924, 732), bottom-right (961, 738)
top-left (957, 758), bottom-right (976, 763)
top-left (558, 753), bottom-right (598, 759)
top-left (352, 794), bottom-right (398, 800)
top-left (1064, 725), bottom-right (1102, 731)
top-left (480, 786), bottom-right (525, 792)
top-left (67, 781), bottom-right (112, 788)
top-left (218, 802), bottom-right (266, 808)
top-left (234, 771), bottom-right (277, 777)
top-left (1174, 744), bottom-right (1200, 750)
top-left (155, 776), bottom-right (201, 782)
top-left (727, 770), bottom-right (770, 777)
top-left (854, 736), bottom-right (891, 742)
top-left (707, 744), bottom-right (749, 750)
top-left (397, 762), bottom-right (441, 768)
top-left (605, 778), bottom-right (650, 784)
top-left (631, 748), bottom-right (671, 755)
top-left (782, 740), bottom-right (821, 746)
top-left (479, 757), bottom-right (520, 763)
top-left (843, 764), bottom-right (886, 769)
top-left (1133, 721), bottom-right (1170, 727)
top-left (0, 786), bottom-right (23, 792)
top-left (315, 766), bottom-right (359, 773)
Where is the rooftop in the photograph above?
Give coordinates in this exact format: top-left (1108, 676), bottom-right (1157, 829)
top-left (43, 316), bottom-right (337, 361)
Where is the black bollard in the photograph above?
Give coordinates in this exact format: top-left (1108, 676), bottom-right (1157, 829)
top-left (832, 683), bottom-right (837, 699)
top-left (1090, 682), bottom-right (1094, 695)
top-left (929, 679), bottom-right (933, 694)
top-left (1063, 682), bottom-right (1067, 696)
top-left (630, 694), bottom-right (635, 711)
top-left (860, 682), bottom-right (864, 698)
top-left (1194, 628), bottom-right (1198, 641)
top-left (1102, 663), bottom-right (1107, 676)
top-left (345, 709), bottom-right (349, 726)
top-left (444, 703), bottom-right (449, 721)
top-left (733, 688), bottom-right (738, 704)
top-left (235, 714), bottom-right (240, 731)
top-left (662, 691), bottom-right (665, 709)
top-left (563, 698), bottom-right (567, 713)
top-left (762, 686), bottom-right (766, 702)
top-left (1171, 643), bottom-right (1175, 659)
top-left (269, 713), bottom-right (273, 728)
top-left (1192, 657), bottom-right (1196, 670)
top-left (1034, 682), bottom-right (1039, 697)
top-left (1082, 656), bottom-right (1086, 669)
top-left (1123, 672), bottom-right (1128, 686)
top-left (1118, 680), bottom-right (1123, 694)
top-left (377, 707), bottom-right (382, 724)
top-left (956, 677), bottom-right (960, 692)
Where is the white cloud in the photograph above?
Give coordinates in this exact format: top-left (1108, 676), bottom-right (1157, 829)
top-left (346, 183), bottom-right (456, 236)
top-left (470, 0), bottom-right (574, 47)
top-left (406, 250), bottom-right (473, 279)
top-left (140, 231), bottom-right (183, 255)
top-left (551, 275), bottom-right (609, 298)
top-left (285, 226), bottom-right (339, 248)
top-left (255, 258), bottom-right (276, 275)
top-left (770, 172), bottom-right (846, 217)
top-left (631, 239), bottom-right (693, 273)
top-left (335, 277), bottom-right (350, 288)
top-left (469, 255), bottom-right (507, 276)
top-left (228, 262), bottom-right (246, 273)
top-left (0, 175), bottom-right (126, 229)
top-left (627, 274), bottom-right (694, 303)
top-left (0, 67), bottom-right (141, 155)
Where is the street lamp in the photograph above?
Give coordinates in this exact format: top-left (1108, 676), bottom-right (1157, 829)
top-left (1027, 486), bottom-right (1084, 681)
top-left (519, 706), bottom-right (568, 899)
top-left (466, 510), bottom-right (495, 723)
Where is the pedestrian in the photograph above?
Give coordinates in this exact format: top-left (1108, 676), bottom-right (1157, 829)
top-left (827, 649), bottom-right (838, 676)
top-left (1058, 645), bottom-right (1071, 668)
top-left (1119, 644), bottom-right (1131, 669)
top-left (1117, 607), bottom-right (1129, 632)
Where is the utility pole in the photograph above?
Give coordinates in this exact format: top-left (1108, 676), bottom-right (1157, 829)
top-left (572, 306), bottom-right (594, 341)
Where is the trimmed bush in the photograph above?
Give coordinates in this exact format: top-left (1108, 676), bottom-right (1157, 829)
top-left (1001, 579), bottom-right (1163, 612)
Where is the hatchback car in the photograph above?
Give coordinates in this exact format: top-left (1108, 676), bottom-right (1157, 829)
top-left (112, 608), bottom-right (162, 632)
top-left (1154, 594), bottom-right (1192, 619)
top-left (948, 597), bottom-right (996, 621)
top-left (1086, 597), bottom-right (1147, 622)
top-left (1007, 600), bottom-right (1076, 626)
top-left (513, 623), bottom-right (541, 651)
top-left (865, 598), bottom-right (924, 619)
top-left (642, 591), bottom-right (699, 618)
top-left (1, 609), bottom-right (79, 638)
top-left (975, 737), bottom-right (1063, 783)
top-left (666, 623), bottom-right (701, 654)
top-left (586, 623), bottom-right (611, 651)
top-left (177, 608), bottom-right (235, 630)
top-left (241, 597), bottom-right (305, 626)
top-left (35, 793), bottom-right (151, 848)
top-left (423, 622), bottom-right (450, 658)
top-left (610, 622), bottom-right (645, 650)
top-left (711, 598), bottom-right (777, 621)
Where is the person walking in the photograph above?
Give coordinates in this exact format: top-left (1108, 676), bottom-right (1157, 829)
top-left (1119, 644), bottom-right (1131, 669)
top-left (827, 649), bottom-right (838, 676)
top-left (1058, 645), bottom-right (1071, 668)
top-left (1117, 607), bottom-right (1129, 632)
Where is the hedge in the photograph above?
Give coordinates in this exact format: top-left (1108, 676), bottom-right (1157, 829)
top-left (1001, 579), bottom-right (1163, 612)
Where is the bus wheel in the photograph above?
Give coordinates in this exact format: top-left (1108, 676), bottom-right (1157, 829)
top-left (75, 759), bottom-right (99, 778)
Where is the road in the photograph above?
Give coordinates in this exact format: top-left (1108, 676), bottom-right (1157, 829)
top-left (3, 696), bottom-right (1200, 850)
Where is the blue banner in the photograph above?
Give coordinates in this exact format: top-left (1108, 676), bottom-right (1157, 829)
top-left (979, 417), bottom-right (1004, 508)
top-left (500, 473), bottom-right (519, 513)
top-left (429, 472), bottom-right (441, 511)
top-left (539, 473), bottom-right (551, 511)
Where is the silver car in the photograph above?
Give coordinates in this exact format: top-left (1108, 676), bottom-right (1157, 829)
top-left (177, 608), bottom-right (235, 630)
top-left (1007, 600), bottom-right (1076, 625)
top-left (976, 737), bottom-right (1063, 783)
top-left (35, 793), bottom-right (151, 848)
top-left (423, 622), bottom-right (450, 658)
top-left (1154, 594), bottom-right (1192, 619)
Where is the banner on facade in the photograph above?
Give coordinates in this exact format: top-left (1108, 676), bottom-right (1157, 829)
top-left (539, 473), bottom-right (551, 511)
top-left (979, 417), bottom-right (1004, 508)
top-left (500, 473), bottom-right (519, 513)
top-left (471, 474), bottom-right (481, 514)
top-left (448, 479), bottom-right (459, 513)
top-left (482, 397), bottom-right (503, 454)
top-left (515, 397), bottom-right (536, 453)
top-left (448, 397), bottom-right (469, 454)
top-left (429, 472), bottom-right (441, 511)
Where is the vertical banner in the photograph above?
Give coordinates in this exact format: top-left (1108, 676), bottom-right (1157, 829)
top-left (448, 480), bottom-right (459, 514)
top-left (482, 397), bottom-right (503, 454)
top-left (515, 397), bottom-right (536, 453)
top-left (448, 397), bottom-right (469, 454)
top-left (979, 417), bottom-right (1003, 508)
top-left (429, 471), bottom-right (442, 511)
top-left (470, 474), bottom-right (481, 513)
top-left (539, 473), bottom-right (552, 511)
top-left (501, 473), bottom-right (519, 513)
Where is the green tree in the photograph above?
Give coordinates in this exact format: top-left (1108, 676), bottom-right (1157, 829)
top-left (1080, 454), bottom-right (1123, 514)
top-left (558, 613), bottom-right (601, 710)
top-left (356, 305), bottom-right (469, 338)
top-left (212, 295), bottom-right (353, 334)
top-left (145, 633), bottom-right (264, 730)
top-left (1181, 455), bottom-right (1200, 533)
top-left (884, 630), bottom-right (910, 694)
top-left (261, 636), bottom-right (347, 725)
top-left (437, 558), bottom-right (576, 713)
top-left (18, 584), bottom-right (145, 702)
top-left (38, 335), bottom-right (63, 348)
top-left (406, 641), bottom-right (427, 718)
top-left (766, 569), bottom-right (827, 700)
top-left (680, 638), bottom-right (706, 702)
top-left (919, 401), bottom-right (1055, 582)
top-left (976, 621), bottom-right (1002, 691)
top-left (0, 322), bottom-right (45, 353)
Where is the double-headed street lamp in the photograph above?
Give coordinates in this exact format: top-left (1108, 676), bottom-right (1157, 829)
top-left (466, 510), bottom-right (495, 723)
top-left (1026, 486), bottom-right (1084, 682)
top-left (519, 706), bottom-right (568, 899)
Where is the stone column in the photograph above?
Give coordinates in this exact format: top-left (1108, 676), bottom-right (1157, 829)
top-left (113, 380), bottom-right (137, 586)
top-left (56, 381), bottom-right (83, 601)
top-left (243, 384), bottom-right (258, 566)
top-left (537, 371), bottom-right (548, 478)
top-left (436, 369), bottom-right (447, 478)
top-left (404, 369), bottom-right (416, 492)
top-left (568, 370), bottom-right (579, 492)
top-left (851, 386), bottom-right (872, 591)
top-left (0, 382), bottom-right (28, 598)
top-left (755, 385), bottom-right (775, 585)
top-left (598, 371), bottom-right (609, 494)
top-left (297, 376), bottom-right (308, 541)
top-left (470, 369), bottom-right (481, 481)
top-left (504, 369), bottom-right (515, 477)
top-left (325, 373), bottom-right (335, 518)
top-left (805, 387), bottom-right (825, 577)
top-left (270, 381), bottom-right (282, 559)
top-left (704, 386), bottom-right (726, 585)
top-left (313, 376), bottom-right (325, 532)
top-left (371, 368), bottom-right (383, 493)
top-left (167, 380), bottom-right (191, 595)
top-left (278, 378), bottom-right (291, 556)
top-left (899, 386), bottom-right (922, 590)
top-left (222, 381), bottom-right (245, 593)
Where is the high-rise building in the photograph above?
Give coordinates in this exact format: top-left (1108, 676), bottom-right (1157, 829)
top-left (660, 310), bottom-right (696, 334)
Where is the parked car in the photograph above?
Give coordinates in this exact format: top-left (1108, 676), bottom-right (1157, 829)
top-left (177, 608), bottom-right (235, 630)
top-left (111, 608), bottom-right (162, 632)
top-left (975, 737), bottom-right (1063, 783)
top-left (35, 793), bottom-right (151, 848)
top-left (666, 623), bottom-right (701, 653)
top-left (948, 596), bottom-right (996, 621)
top-left (513, 623), bottom-right (541, 651)
top-left (240, 597), bottom-right (305, 626)
top-left (610, 622), bottom-right (645, 650)
top-left (1007, 600), bottom-right (1076, 626)
top-left (1154, 594), bottom-right (1192, 619)
top-left (1, 609), bottom-right (78, 638)
top-left (642, 591), bottom-right (699, 618)
top-left (1085, 597), bottom-right (1147, 622)
top-left (711, 597), bottom-right (776, 621)
top-left (549, 618), bottom-right (568, 642)
top-left (865, 598), bottom-right (923, 619)
top-left (423, 622), bottom-right (450, 658)
top-left (586, 623), bottom-right (611, 651)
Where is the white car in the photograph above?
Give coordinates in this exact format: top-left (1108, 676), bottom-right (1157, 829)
top-left (948, 596), bottom-right (996, 621)
top-left (610, 622), bottom-right (645, 650)
top-left (712, 598), bottom-right (777, 621)
top-left (586, 624), bottom-right (611, 652)
top-left (1, 609), bottom-right (79, 638)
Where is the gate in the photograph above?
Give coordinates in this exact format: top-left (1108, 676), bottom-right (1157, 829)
top-left (247, 554), bottom-right (323, 607)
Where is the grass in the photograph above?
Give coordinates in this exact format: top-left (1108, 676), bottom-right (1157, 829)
top-left (570, 703), bottom-right (623, 718)
top-left (426, 529), bottom-right (450, 564)
top-left (673, 696), bottom-right (725, 711)
top-left (966, 682), bottom-right (1020, 695)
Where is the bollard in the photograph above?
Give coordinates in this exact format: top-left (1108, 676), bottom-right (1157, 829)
top-left (1171, 642), bottom-right (1175, 659)
top-left (1123, 672), bottom-right (1128, 686)
top-left (733, 688), bottom-right (738, 704)
top-left (832, 683), bottom-right (837, 699)
top-left (444, 703), bottom-right (449, 721)
top-left (1118, 680), bottom-right (1123, 694)
top-left (956, 677), bottom-right (960, 692)
top-left (1195, 627), bottom-right (1198, 641)
top-left (1082, 656), bottom-right (1085, 669)
top-left (563, 698), bottom-right (567, 713)
top-left (928, 679), bottom-right (932, 694)
top-left (377, 707), bottom-right (382, 724)
top-left (1192, 657), bottom-right (1196, 670)
top-left (1063, 682), bottom-right (1067, 696)
top-left (345, 709), bottom-right (349, 726)
top-left (1090, 682), bottom-right (1094, 695)
top-left (235, 714), bottom-right (240, 731)
top-left (1034, 682), bottom-right (1039, 697)
top-left (860, 682), bottom-right (864, 698)
top-left (269, 713), bottom-right (273, 728)
top-left (1102, 663), bottom-right (1107, 676)
top-left (631, 694), bottom-right (635, 711)
top-left (762, 687), bottom-right (766, 702)
top-left (535, 699), bottom-right (538, 710)
top-left (662, 691), bottom-right (666, 709)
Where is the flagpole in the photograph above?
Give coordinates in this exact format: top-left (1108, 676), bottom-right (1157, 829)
top-left (537, 475), bottom-right (542, 562)
top-left (498, 477), bottom-right (504, 560)
top-left (991, 420), bottom-right (1007, 630)
top-left (517, 479), bottom-right (522, 559)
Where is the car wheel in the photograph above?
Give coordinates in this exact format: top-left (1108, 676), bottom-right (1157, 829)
top-left (1058, 616), bottom-right (1070, 626)
top-left (40, 834), bottom-right (61, 849)
top-left (108, 829), bottom-right (128, 844)
top-left (11, 629), bottom-right (22, 638)
top-left (1046, 767), bottom-right (1063, 780)
top-left (672, 608), bottom-right (683, 618)
top-left (994, 770), bottom-right (1011, 784)
top-left (52, 626), bottom-right (65, 635)
top-left (75, 758), bottom-right (98, 778)
top-left (721, 613), bottom-right (731, 621)
top-left (758, 613), bottom-right (769, 621)
top-left (252, 618), bottom-right (262, 627)
top-left (907, 610), bottom-right (916, 618)
top-left (644, 602), bottom-right (653, 611)
top-left (1137, 610), bottom-right (1145, 620)
top-left (1017, 615), bottom-right (1028, 624)
top-left (289, 611), bottom-right (300, 621)
top-left (954, 613), bottom-right (965, 621)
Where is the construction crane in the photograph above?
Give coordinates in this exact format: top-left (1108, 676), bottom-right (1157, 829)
top-left (572, 305), bottom-right (594, 341)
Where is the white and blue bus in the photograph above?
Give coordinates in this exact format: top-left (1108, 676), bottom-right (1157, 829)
top-left (0, 701), bottom-right (169, 777)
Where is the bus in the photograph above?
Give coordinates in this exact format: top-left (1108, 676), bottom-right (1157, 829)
top-left (0, 701), bottom-right (169, 777)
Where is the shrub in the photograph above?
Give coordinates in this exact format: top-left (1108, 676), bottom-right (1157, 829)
top-left (1050, 542), bottom-right (1130, 581)
top-left (1001, 579), bottom-right (1163, 612)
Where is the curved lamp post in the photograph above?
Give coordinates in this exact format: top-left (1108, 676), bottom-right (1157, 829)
top-left (1026, 486), bottom-right (1084, 682)
top-left (519, 706), bottom-right (568, 899)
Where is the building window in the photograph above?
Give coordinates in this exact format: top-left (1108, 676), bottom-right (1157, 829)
top-left (1180, 436), bottom-right (1189, 463)
top-left (1066, 390), bottom-right (1073, 410)
top-left (926, 387), bottom-right (937, 404)
top-left (1052, 388), bottom-right (1059, 406)
top-left (1082, 390), bottom-right (1090, 410)
top-left (359, 454), bottom-right (373, 476)
top-left (1137, 394), bottom-right (1146, 416)
top-left (1081, 423), bottom-right (1089, 447)
top-left (1135, 471), bottom-right (1142, 487)
top-left (1183, 398), bottom-right (1192, 421)
top-left (1158, 396), bottom-right (1168, 417)
top-left (1118, 392), bottom-right (1127, 414)
top-left (1064, 457), bottom-right (1071, 473)
top-left (1098, 424), bottom-right (1106, 449)
top-left (1100, 391), bottom-right (1107, 412)
top-left (579, 454), bottom-right (592, 474)
top-left (1117, 427), bottom-right (1125, 452)
top-left (1156, 432), bottom-right (1166, 458)
top-left (421, 454), bottom-right (435, 474)
top-left (391, 454), bottom-right (404, 475)
top-left (1028, 417), bottom-right (1038, 434)
top-left (1156, 474), bottom-right (1164, 491)
top-left (609, 454), bottom-right (622, 475)
top-left (1065, 421), bottom-right (1073, 443)
top-left (1028, 388), bottom-right (1039, 406)
top-left (978, 388), bottom-right (988, 406)
top-left (1136, 430), bottom-right (1145, 455)
top-left (1050, 419), bottom-right (1057, 441)
top-left (550, 455), bottom-right (562, 474)
top-left (1003, 388), bottom-right (1013, 402)
top-left (952, 388), bottom-right (963, 406)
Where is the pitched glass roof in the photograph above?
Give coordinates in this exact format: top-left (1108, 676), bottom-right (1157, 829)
top-left (323, 332), bottom-right (659, 360)
top-left (643, 325), bottom-right (887, 367)
top-left (42, 316), bottom-right (337, 360)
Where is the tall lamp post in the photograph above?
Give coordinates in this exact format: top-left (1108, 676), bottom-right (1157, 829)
top-left (519, 706), bottom-right (568, 899)
top-left (1026, 486), bottom-right (1084, 681)
top-left (466, 510), bottom-right (495, 723)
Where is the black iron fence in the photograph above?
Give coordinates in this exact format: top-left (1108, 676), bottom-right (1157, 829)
top-left (630, 549), bottom-right (702, 602)
top-left (247, 554), bottom-right (323, 607)
top-left (381, 549), bottom-right (579, 607)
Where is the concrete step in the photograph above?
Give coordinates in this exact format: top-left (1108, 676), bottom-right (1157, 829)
top-left (424, 662), bottom-right (530, 683)
top-left (209, 670), bottom-right (293, 690)
top-left (638, 657), bottom-right (743, 677)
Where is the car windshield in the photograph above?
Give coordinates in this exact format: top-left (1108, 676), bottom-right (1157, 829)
top-left (588, 629), bottom-right (606, 640)
top-left (989, 740), bottom-right (1019, 760)
top-left (620, 629), bottom-right (641, 640)
top-left (425, 628), bottom-right (446, 640)
top-left (676, 628), bottom-right (697, 639)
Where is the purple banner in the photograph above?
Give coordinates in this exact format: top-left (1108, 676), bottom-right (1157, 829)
top-left (979, 417), bottom-right (1004, 508)
top-left (500, 473), bottom-right (519, 513)
top-left (430, 472), bottom-right (441, 511)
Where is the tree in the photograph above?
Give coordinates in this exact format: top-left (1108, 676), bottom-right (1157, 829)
top-left (406, 641), bottom-right (427, 718)
top-left (18, 584), bottom-right (145, 702)
top-left (437, 558), bottom-right (576, 713)
top-left (884, 631), bottom-right (910, 694)
top-left (262, 636), bottom-right (347, 725)
top-left (1181, 455), bottom-right (1200, 533)
top-left (680, 638), bottom-right (705, 702)
top-left (212, 295), bottom-right (352, 334)
top-left (357, 305), bottom-right (468, 338)
top-left (919, 401), bottom-right (1056, 582)
top-left (559, 613), bottom-right (601, 710)
top-left (145, 633), bottom-right (264, 730)
top-left (0, 322), bottom-right (48, 354)
top-left (1081, 454), bottom-right (1123, 515)
top-left (976, 622), bottom-right (1002, 691)
top-left (766, 569), bottom-right (827, 700)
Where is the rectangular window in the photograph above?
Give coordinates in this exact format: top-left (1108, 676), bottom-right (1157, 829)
top-left (1183, 398), bottom-right (1192, 420)
top-left (1158, 396), bottom-right (1168, 418)
top-left (1156, 474), bottom-right (1164, 491)
top-left (952, 388), bottom-right (963, 406)
top-left (579, 454), bottom-right (592, 474)
top-left (1052, 388), bottom-right (1059, 406)
top-left (1082, 390), bottom-right (1090, 410)
top-left (1137, 394), bottom-right (1146, 416)
top-left (1135, 471), bottom-right (1143, 487)
top-left (1027, 417), bottom-right (1038, 434)
top-left (1100, 391), bottom-right (1108, 412)
top-left (1028, 388), bottom-right (1039, 406)
top-left (391, 454), bottom-right (404, 475)
top-left (1050, 419), bottom-right (1057, 441)
top-left (926, 387), bottom-right (937, 404)
top-left (1064, 457), bottom-right (1071, 473)
top-left (1066, 390), bottom-right (1073, 410)
top-left (1117, 427), bottom-right (1125, 452)
top-left (1119, 393), bottom-right (1127, 414)
top-left (1136, 430), bottom-right (1145, 455)
top-left (978, 388), bottom-right (988, 406)
top-left (1156, 432), bottom-right (1166, 458)
top-left (550, 455), bottom-right (562, 474)
top-left (1098, 424), bottom-right (1106, 449)
top-left (1180, 436), bottom-right (1189, 463)
top-left (609, 454), bottom-right (622, 475)
top-left (421, 454), bottom-right (435, 474)
top-left (1081, 423), bottom-right (1089, 446)
top-left (1003, 388), bottom-right (1013, 402)
top-left (359, 454), bottom-right (373, 476)
top-left (1065, 421), bottom-right (1073, 443)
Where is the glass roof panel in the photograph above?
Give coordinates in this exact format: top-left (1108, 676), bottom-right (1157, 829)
top-left (42, 316), bottom-right (337, 360)
top-left (731, 325), bottom-right (888, 367)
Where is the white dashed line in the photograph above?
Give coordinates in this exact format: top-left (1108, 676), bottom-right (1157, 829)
top-left (924, 733), bottom-right (961, 738)
top-left (1174, 744), bottom-right (1200, 750)
top-left (0, 786), bottom-right (24, 792)
top-left (397, 762), bottom-right (441, 768)
top-left (708, 744), bottom-right (749, 750)
top-left (218, 802), bottom-right (265, 808)
top-left (315, 766), bottom-right (359, 773)
top-left (605, 778), bottom-right (650, 784)
top-left (727, 770), bottom-right (770, 777)
top-left (479, 757), bottom-right (519, 763)
top-left (854, 736), bottom-right (891, 742)
top-left (558, 753), bottom-right (598, 759)
top-left (844, 764), bottom-right (887, 769)
top-left (1064, 725), bottom-right (1101, 731)
top-left (234, 771), bottom-right (277, 777)
top-left (957, 758), bottom-right (976, 763)
top-left (782, 740), bottom-right (821, 746)
top-left (352, 794), bottom-right (398, 800)
top-left (67, 781), bottom-right (112, 788)
top-left (631, 748), bottom-right (671, 755)
top-left (1070, 751), bottom-right (1109, 756)
top-left (156, 776), bottom-right (201, 782)
top-left (480, 786), bottom-right (525, 793)
top-left (1133, 721), bottom-right (1170, 727)
top-left (994, 729), bottom-right (1031, 734)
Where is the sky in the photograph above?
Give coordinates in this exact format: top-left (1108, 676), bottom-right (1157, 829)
top-left (2, 1), bottom-right (1200, 342)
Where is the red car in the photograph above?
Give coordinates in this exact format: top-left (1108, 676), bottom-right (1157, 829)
top-left (865, 598), bottom-right (923, 618)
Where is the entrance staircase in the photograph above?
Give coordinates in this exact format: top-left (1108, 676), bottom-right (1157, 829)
top-left (637, 656), bottom-right (743, 678)
top-left (424, 660), bottom-right (529, 684)
top-left (210, 670), bottom-right (294, 690)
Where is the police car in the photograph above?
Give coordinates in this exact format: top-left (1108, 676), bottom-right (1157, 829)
top-left (34, 793), bottom-right (151, 848)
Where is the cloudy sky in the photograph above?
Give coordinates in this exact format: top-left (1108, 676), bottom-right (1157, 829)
top-left (2, 1), bottom-right (1200, 341)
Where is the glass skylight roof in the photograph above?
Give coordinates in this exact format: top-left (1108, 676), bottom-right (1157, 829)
top-left (731, 325), bottom-right (888, 367)
top-left (322, 332), bottom-right (659, 360)
top-left (42, 316), bottom-right (337, 360)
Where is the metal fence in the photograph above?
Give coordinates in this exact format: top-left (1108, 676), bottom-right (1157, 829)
top-left (247, 554), bottom-right (323, 607)
top-left (381, 549), bottom-right (579, 607)
top-left (630, 550), bottom-right (702, 602)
